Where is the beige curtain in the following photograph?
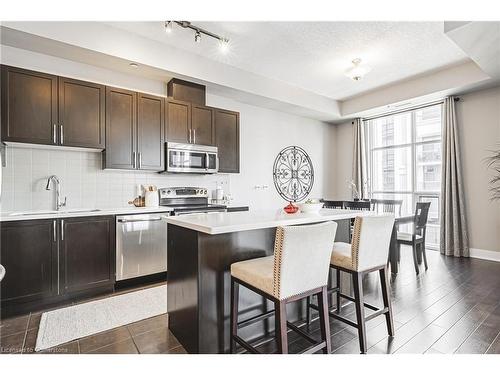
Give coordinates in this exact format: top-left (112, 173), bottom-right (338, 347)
top-left (440, 97), bottom-right (469, 257)
top-left (352, 118), bottom-right (367, 199)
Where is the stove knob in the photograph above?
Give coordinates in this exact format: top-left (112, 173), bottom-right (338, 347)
top-left (203, 189), bottom-right (207, 195)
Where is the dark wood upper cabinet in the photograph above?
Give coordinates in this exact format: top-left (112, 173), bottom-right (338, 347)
top-left (191, 105), bottom-right (214, 146)
top-left (0, 220), bottom-right (58, 304)
top-left (137, 93), bottom-right (165, 171)
top-left (1, 65), bottom-right (58, 145)
top-left (58, 77), bottom-right (105, 148)
top-left (104, 87), bottom-right (137, 169)
top-left (105, 89), bottom-right (164, 171)
top-left (60, 216), bottom-right (115, 294)
top-left (214, 109), bottom-right (240, 173)
top-left (167, 78), bottom-right (205, 106)
top-left (166, 99), bottom-right (191, 144)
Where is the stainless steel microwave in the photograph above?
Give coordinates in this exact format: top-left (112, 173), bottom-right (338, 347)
top-left (165, 142), bottom-right (218, 174)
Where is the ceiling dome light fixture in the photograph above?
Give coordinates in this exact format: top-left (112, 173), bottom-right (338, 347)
top-left (345, 58), bottom-right (371, 81)
top-left (164, 21), bottom-right (230, 53)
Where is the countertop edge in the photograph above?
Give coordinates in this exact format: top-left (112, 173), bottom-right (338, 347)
top-left (165, 210), bottom-right (380, 235)
top-left (0, 207), bottom-right (174, 222)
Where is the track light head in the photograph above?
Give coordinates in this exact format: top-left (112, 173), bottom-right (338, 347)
top-left (194, 31), bottom-right (202, 43)
top-left (165, 21), bottom-right (173, 34)
top-left (218, 38), bottom-right (230, 53)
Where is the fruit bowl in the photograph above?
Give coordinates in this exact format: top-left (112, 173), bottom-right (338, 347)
top-left (297, 201), bottom-right (324, 213)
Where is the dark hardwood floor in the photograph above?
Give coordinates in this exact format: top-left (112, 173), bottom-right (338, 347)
top-left (1, 249), bottom-right (499, 354)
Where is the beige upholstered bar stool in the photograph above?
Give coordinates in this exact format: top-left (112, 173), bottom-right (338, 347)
top-left (230, 221), bottom-right (338, 354)
top-left (308, 215), bottom-right (395, 354)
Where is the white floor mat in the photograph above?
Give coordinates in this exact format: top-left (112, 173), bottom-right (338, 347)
top-left (35, 285), bottom-right (167, 351)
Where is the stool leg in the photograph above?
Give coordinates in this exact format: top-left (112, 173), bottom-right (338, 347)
top-left (352, 272), bottom-right (367, 354)
top-left (379, 267), bottom-right (394, 336)
top-left (317, 286), bottom-right (331, 354)
top-left (275, 300), bottom-right (288, 354)
top-left (336, 269), bottom-right (342, 313)
top-left (230, 277), bottom-right (239, 353)
top-left (306, 296), bottom-right (312, 325)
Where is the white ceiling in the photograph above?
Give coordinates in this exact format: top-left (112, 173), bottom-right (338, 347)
top-left (107, 21), bottom-right (469, 100)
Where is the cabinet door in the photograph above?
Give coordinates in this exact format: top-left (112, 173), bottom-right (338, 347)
top-left (60, 216), bottom-right (115, 294)
top-left (58, 77), bottom-right (105, 148)
top-left (0, 220), bottom-right (58, 304)
top-left (137, 93), bottom-right (164, 171)
top-left (215, 109), bottom-right (240, 173)
top-left (104, 87), bottom-right (137, 169)
top-left (191, 105), bottom-right (214, 146)
top-left (165, 99), bottom-right (191, 144)
top-left (1, 65), bottom-right (58, 145)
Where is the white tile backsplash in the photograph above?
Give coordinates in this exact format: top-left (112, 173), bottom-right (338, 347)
top-left (1, 146), bottom-right (230, 212)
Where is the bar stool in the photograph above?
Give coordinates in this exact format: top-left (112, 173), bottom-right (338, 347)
top-left (230, 221), bottom-right (338, 354)
top-left (307, 215), bottom-right (395, 354)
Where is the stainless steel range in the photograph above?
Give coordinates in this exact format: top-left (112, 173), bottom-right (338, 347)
top-left (159, 187), bottom-right (227, 215)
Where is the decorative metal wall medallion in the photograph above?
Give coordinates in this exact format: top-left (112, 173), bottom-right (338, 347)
top-left (273, 146), bottom-right (314, 202)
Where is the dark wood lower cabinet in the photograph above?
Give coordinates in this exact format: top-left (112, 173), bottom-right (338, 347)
top-left (0, 216), bottom-right (115, 316)
top-left (0, 220), bottom-right (58, 305)
top-left (60, 216), bottom-right (115, 294)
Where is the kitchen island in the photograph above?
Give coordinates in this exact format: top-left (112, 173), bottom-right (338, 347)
top-left (165, 208), bottom-right (375, 354)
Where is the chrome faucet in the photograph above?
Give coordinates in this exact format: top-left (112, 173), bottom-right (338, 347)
top-left (45, 175), bottom-right (67, 211)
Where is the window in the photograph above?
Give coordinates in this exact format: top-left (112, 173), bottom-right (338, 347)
top-left (365, 104), bottom-right (442, 249)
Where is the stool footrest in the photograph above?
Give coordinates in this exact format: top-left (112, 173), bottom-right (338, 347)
top-left (365, 307), bottom-right (389, 321)
top-left (233, 335), bottom-right (260, 354)
top-left (328, 312), bottom-right (358, 328)
top-left (237, 310), bottom-right (275, 329)
top-left (338, 293), bottom-right (379, 311)
top-left (286, 321), bottom-right (317, 344)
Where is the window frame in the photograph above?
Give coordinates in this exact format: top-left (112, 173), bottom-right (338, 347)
top-left (364, 104), bottom-right (442, 249)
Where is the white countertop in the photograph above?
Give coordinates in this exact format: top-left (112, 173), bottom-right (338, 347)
top-left (0, 206), bottom-right (174, 222)
top-left (164, 208), bottom-right (379, 235)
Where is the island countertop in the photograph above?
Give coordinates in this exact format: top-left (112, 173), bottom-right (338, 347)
top-left (164, 208), bottom-right (379, 235)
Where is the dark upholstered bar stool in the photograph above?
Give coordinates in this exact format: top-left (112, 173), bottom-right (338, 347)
top-left (230, 221), bottom-right (338, 354)
top-left (308, 215), bottom-right (395, 354)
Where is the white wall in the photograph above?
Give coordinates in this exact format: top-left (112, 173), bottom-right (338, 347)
top-left (455, 87), bottom-right (500, 253)
top-left (324, 121), bottom-right (353, 200)
top-left (0, 46), bottom-right (331, 212)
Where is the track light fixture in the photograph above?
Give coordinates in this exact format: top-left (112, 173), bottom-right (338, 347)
top-left (164, 21), bottom-right (230, 52)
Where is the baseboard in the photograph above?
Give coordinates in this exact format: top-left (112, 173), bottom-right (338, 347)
top-left (469, 248), bottom-right (500, 262)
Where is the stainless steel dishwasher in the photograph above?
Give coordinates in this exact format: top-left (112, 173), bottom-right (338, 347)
top-left (116, 213), bottom-right (169, 281)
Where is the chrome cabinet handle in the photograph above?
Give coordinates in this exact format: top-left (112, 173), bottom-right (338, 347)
top-left (60, 219), bottom-right (64, 241)
top-left (53, 124), bottom-right (57, 144)
top-left (133, 151), bottom-right (137, 169)
top-left (193, 129), bottom-right (196, 144)
top-left (138, 152), bottom-right (142, 169)
top-left (53, 220), bottom-right (57, 242)
top-left (188, 129), bottom-right (192, 143)
top-left (60, 125), bottom-right (64, 144)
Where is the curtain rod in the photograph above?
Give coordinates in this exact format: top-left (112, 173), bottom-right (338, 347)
top-left (359, 97), bottom-right (460, 123)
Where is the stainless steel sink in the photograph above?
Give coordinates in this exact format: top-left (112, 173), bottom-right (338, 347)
top-left (9, 209), bottom-right (101, 216)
